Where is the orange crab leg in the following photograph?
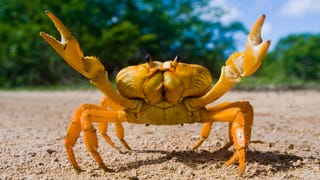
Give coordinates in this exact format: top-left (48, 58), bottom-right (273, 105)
top-left (80, 108), bottom-right (130, 171)
top-left (115, 122), bottom-right (132, 150)
top-left (64, 105), bottom-right (83, 171)
top-left (98, 96), bottom-right (128, 152)
top-left (81, 109), bottom-right (112, 172)
top-left (193, 122), bottom-right (213, 150)
top-left (65, 104), bottom-right (112, 171)
top-left (97, 123), bottom-right (120, 151)
top-left (64, 102), bottom-right (130, 172)
top-left (199, 101), bottom-right (254, 176)
top-left (193, 102), bottom-right (231, 150)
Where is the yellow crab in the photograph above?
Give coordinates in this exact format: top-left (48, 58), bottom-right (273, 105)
top-left (40, 11), bottom-right (270, 175)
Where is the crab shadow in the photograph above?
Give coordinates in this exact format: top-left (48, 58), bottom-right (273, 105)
top-left (115, 148), bottom-right (305, 175)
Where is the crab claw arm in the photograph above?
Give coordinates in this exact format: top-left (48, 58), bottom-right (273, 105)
top-left (40, 11), bottom-right (138, 109)
top-left (39, 10), bottom-right (94, 78)
top-left (184, 15), bottom-right (270, 110)
top-left (225, 15), bottom-right (271, 78)
top-left (240, 14), bottom-right (271, 77)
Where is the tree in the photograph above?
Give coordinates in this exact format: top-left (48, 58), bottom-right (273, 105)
top-left (0, 0), bottom-right (245, 87)
top-left (254, 33), bottom-right (320, 89)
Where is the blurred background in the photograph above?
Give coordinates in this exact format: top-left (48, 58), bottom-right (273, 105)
top-left (0, 0), bottom-right (319, 89)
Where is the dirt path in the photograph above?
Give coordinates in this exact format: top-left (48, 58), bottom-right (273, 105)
top-left (0, 90), bottom-right (319, 179)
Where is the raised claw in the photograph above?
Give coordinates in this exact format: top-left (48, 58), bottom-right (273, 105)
top-left (40, 10), bottom-right (98, 79)
top-left (241, 14), bottom-right (271, 77)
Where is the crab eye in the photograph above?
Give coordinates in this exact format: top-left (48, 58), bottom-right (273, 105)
top-left (171, 55), bottom-right (181, 67)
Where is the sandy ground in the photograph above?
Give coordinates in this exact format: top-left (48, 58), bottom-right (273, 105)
top-left (0, 90), bottom-right (319, 179)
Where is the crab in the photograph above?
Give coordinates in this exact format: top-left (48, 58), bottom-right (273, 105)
top-left (40, 10), bottom-right (270, 176)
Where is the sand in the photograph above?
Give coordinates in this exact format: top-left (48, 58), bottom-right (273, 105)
top-left (1, 90), bottom-right (319, 179)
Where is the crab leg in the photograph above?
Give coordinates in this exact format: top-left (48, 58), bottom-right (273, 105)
top-left (115, 122), bottom-right (132, 150)
top-left (40, 11), bottom-right (132, 108)
top-left (185, 15), bottom-right (270, 110)
top-left (64, 105), bottom-right (83, 171)
top-left (99, 96), bottom-right (131, 151)
top-left (99, 96), bottom-right (131, 150)
top-left (65, 103), bottom-right (130, 172)
top-left (80, 108), bottom-right (130, 171)
top-left (199, 101), bottom-right (254, 176)
top-left (81, 107), bottom-right (113, 172)
top-left (97, 123), bottom-right (120, 151)
top-left (192, 122), bottom-right (213, 150)
top-left (65, 104), bottom-right (114, 171)
top-left (193, 102), bottom-right (231, 150)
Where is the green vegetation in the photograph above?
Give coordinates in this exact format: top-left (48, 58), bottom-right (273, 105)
top-left (253, 33), bottom-right (320, 89)
top-left (0, 1), bottom-right (319, 89)
top-left (0, 0), bottom-right (245, 88)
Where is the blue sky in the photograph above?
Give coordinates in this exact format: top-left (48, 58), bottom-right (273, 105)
top-left (205, 0), bottom-right (320, 50)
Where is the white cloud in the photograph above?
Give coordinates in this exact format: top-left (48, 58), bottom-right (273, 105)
top-left (200, 0), bottom-right (242, 25)
top-left (279, 0), bottom-right (320, 17)
top-left (261, 21), bottom-right (272, 38)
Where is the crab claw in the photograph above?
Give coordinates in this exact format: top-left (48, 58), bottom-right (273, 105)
top-left (241, 14), bottom-right (271, 77)
top-left (40, 10), bottom-right (103, 79)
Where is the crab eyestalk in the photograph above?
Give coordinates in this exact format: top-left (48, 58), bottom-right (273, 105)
top-left (171, 55), bottom-right (181, 68)
top-left (146, 54), bottom-right (156, 68)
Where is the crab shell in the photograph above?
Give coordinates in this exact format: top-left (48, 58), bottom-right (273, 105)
top-left (116, 60), bottom-right (212, 124)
